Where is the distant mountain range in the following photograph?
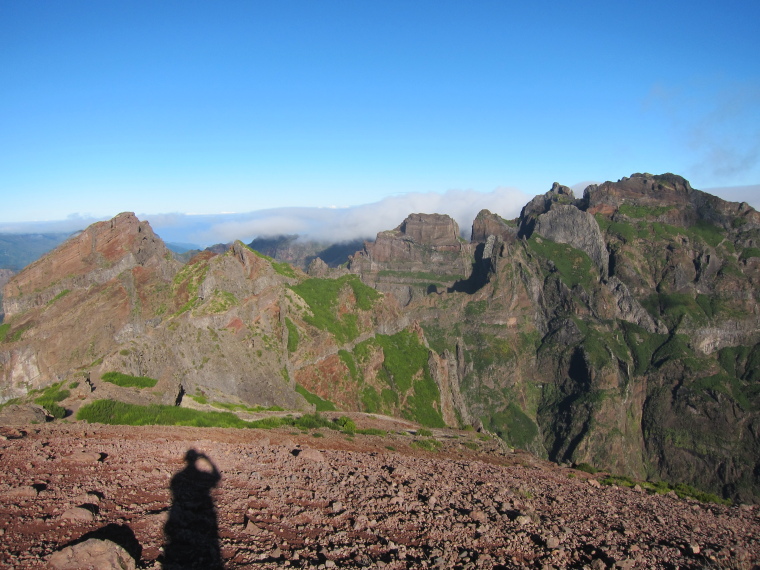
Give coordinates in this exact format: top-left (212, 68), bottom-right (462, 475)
top-left (1, 172), bottom-right (759, 503)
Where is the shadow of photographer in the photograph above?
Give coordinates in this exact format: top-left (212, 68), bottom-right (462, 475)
top-left (162, 449), bottom-right (223, 569)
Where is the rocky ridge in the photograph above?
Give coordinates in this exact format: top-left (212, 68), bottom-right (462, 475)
top-left (1, 172), bottom-right (759, 504)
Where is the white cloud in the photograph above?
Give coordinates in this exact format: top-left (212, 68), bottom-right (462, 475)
top-left (186, 186), bottom-right (532, 245)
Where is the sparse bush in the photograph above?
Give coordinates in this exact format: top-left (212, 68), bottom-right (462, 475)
top-left (334, 416), bottom-right (357, 433)
top-left (575, 462), bottom-right (598, 474)
top-left (102, 371), bottom-right (158, 389)
top-left (411, 439), bottom-right (442, 452)
top-left (356, 428), bottom-right (386, 436)
top-left (34, 382), bottom-right (70, 419)
top-left (416, 428), bottom-right (433, 437)
top-left (295, 384), bottom-right (336, 411)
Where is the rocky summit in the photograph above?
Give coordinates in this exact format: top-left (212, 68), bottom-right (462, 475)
top-left (1, 172), bottom-right (759, 518)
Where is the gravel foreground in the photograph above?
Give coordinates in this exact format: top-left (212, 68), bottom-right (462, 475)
top-left (0, 419), bottom-right (758, 569)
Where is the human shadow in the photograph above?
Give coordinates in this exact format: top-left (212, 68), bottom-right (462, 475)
top-left (162, 449), bottom-right (223, 569)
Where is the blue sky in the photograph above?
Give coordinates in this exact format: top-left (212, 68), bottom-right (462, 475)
top-left (1, 1), bottom-right (758, 244)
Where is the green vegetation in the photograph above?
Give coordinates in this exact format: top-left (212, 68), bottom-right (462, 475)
top-left (68, 381), bottom-right (79, 389)
top-left (338, 349), bottom-right (360, 382)
top-left (33, 381), bottom-right (70, 418)
top-left (285, 317), bottom-right (299, 353)
top-left (464, 300), bottom-right (488, 318)
top-left (569, 318), bottom-right (630, 370)
top-left (205, 290), bottom-right (238, 313)
top-left (242, 243), bottom-right (298, 277)
top-left (172, 258), bottom-right (209, 316)
top-left (527, 236), bottom-right (596, 290)
top-left (688, 220), bottom-right (724, 248)
top-left (411, 438), bottom-right (442, 452)
top-left (295, 383), bottom-right (336, 411)
top-left (376, 330), bottom-right (429, 392)
top-left (360, 385), bottom-right (381, 413)
top-left (599, 474), bottom-right (730, 505)
top-left (334, 415), bottom-right (356, 433)
top-left (416, 428), bottom-right (433, 437)
top-left (621, 322), bottom-right (668, 375)
top-left (641, 292), bottom-right (710, 328)
top-left (419, 322), bottom-right (458, 355)
top-left (0, 322), bottom-right (27, 344)
top-left (481, 403), bottom-right (538, 449)
top-left (651, 334), bottom-right (692, 368)
top-left (740, 247), bottom-right (760, 261)
top-left (371, 330), bottom-right (445, 427)
top-left (47, 289), bottom-right (71, 305)
top-left (77, 400), bottom-right (341, 431)
top-left (691, 373), bottom-right (751, 410)
top-left (357, 427), bottom-right (387, 436)
top-left (465, 332), bottom-right (515, 372)
top-left (102, 371), bottom-right (158, 389)
top-left (574, 462), bottom-right (598, 474)
top-left (289, 275), bottom-right (379, 343)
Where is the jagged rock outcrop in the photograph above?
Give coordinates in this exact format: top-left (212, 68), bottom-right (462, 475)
top-left (349, 213), bottom-right (474, 304)
top-left (534, 205), bottom-right (610, 278)
top-left (471, 209), bottom-right (518, 244)
top-left (249, 235), bottom-right (364, 270)
top-left (2, 173), bottom-right (759, 503)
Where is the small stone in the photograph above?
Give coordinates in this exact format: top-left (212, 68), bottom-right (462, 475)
top-left (60, 507), bottom-right (95, 522)
top-left (588, 479), bottom-right (601, 488)
top-left (689, 543), bottom-right (701, 555)
top-left (63, 451), bottom-right (103, 463)
top-left (516, 515), bottom-right (532, 526)
top-left (546, 536), bottom-right (560, 549)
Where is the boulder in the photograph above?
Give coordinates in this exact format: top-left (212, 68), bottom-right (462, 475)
top-left (0, 403), bottom-right (50, 426)
top-left (48, 538), bottom-right (136, 570)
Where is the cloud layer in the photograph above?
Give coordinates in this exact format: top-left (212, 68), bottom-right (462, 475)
top-left (0, 187), bottom-right (533, 247)
top-left (2, 183), bottom-right (757, 248)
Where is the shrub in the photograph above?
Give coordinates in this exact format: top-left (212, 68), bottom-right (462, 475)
top-left (34, 382), bottom-right (70, 419)
top-left (295, 384), bottom-right (336, 411)
top-left (102, 371), bottom-right (158, 389)
top-left (410, 439), bottom-right (442, 452)
top-left (356, 428), bottom-right (387, 436)
top-left (334, 416), bottom-right (357, 433)
top-left (285, 317), bottom-right (299, 353)
top-left (416, 428), bottom-right (433, 437)
top-left (574, 462), bottom-right (598, 474)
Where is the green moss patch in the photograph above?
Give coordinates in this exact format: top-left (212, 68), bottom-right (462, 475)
top-left (289, 275), bottom-right (379, 343)
top-left (102, 371), bottom-right (158, 389)
top-left (527, 236), bottom-right (596, 290)
top-left (32, 381), bottom-right (70, 418)
top-left (295, 383), bottom-right (336, 411)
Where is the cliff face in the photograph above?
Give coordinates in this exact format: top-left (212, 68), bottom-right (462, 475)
top-left (347, 173), bottom-right (760, 502)
top-left (348, 213), bottom-right (476, 305)
top-left (2, 174), bottom-right (759, 503)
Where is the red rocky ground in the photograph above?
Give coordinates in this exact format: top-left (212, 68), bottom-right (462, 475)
top-left (0, 415), bottom-right (758, 569)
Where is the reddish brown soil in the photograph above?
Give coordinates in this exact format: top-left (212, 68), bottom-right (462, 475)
top-left (0, 416), bottom-right (758, 569)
